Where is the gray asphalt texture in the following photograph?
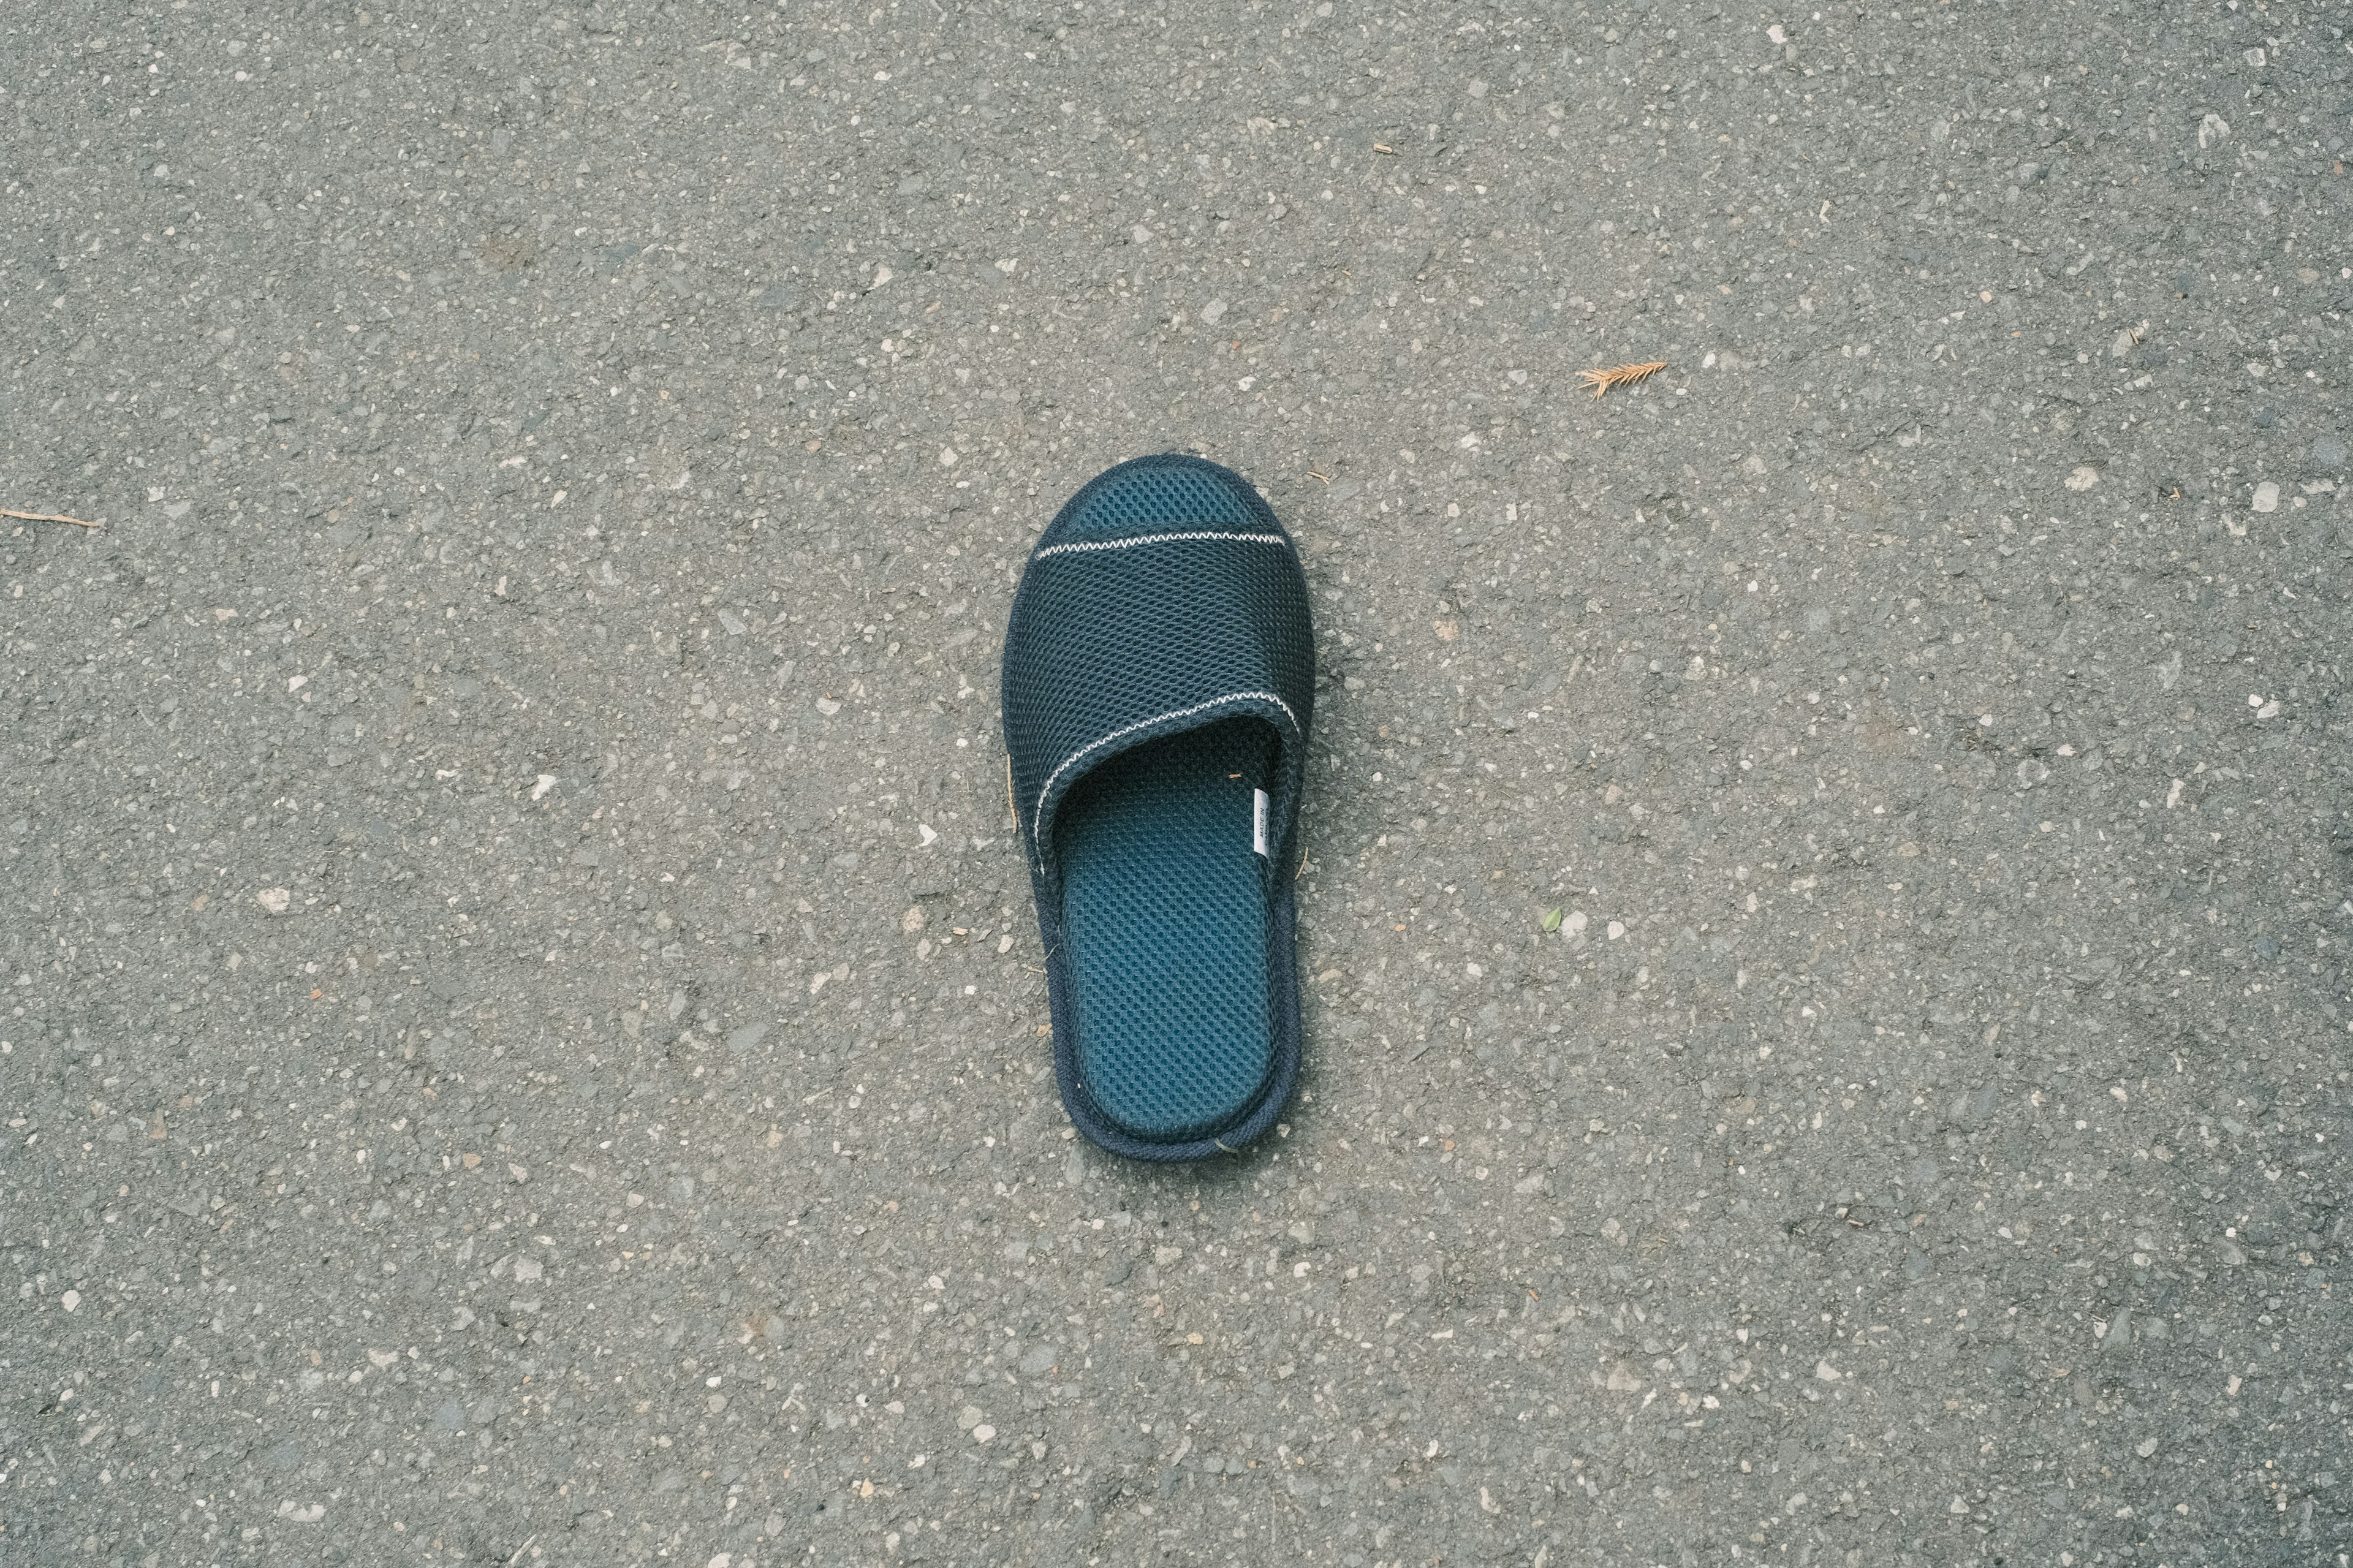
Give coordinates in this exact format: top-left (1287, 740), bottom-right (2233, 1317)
top-left (5, 2), bottom-right (2351, 1565)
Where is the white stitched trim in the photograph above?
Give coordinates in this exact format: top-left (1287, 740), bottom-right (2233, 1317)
top-left (1033, 691), bottom-right (1298, 852)
top-left (1034, 531), bottom-right (1288, 559)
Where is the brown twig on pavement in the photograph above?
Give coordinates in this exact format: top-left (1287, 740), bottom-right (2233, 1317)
top-left (2, 507), bottom-right (103, 529)
top-left (1575, 361), bottom-right (1668, 399)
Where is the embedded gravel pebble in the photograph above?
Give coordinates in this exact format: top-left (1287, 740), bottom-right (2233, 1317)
top-left (4, 2), bottom-right (2349, 1566)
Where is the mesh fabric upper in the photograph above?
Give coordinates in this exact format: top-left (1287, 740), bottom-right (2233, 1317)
top-left (1061, 462), bottom-right (1273, 540)
top-left (1002, 455), bottom-right (1315, 884)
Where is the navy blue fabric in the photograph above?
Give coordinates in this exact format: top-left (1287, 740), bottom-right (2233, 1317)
top-left (1001, 455), bottom-right (1315, 1161)
top-left (1004, 464), bottom-right (1314, 882)
top-left (1058, 719), bottom-right (1276, 1144)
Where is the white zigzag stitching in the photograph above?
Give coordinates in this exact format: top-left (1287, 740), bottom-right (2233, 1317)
top-left (1033, 531), bottom-right (1289, 559)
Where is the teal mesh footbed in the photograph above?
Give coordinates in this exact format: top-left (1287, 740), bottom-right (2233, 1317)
top-left (1055, 719), bottom-right (1277, 1145)
top-left (1002, 453), bottom-right (1316, 1161)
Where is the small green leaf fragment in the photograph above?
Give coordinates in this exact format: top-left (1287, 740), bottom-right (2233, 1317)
top-left (1540, 907), bottom-right (1563, 933)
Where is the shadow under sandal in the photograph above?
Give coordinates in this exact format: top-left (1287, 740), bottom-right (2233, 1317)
top-left (1001, 455), bottom-right (1317, 1162)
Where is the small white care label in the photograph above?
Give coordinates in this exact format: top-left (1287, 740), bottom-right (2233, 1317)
top-left (1252, 789), bottom-right (1270, 858)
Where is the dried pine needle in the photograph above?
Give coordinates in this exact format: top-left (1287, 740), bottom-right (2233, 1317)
top-left (2, 507), bottom-right (102, 529)
top-left (1577, 360), bottom-right (1668, 399)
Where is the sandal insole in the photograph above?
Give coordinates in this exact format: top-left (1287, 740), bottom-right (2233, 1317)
top-left (1055, 718), bottom-right (1278, 1143)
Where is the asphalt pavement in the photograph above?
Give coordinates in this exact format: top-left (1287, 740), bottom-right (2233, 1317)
top-left (4, 1), bottom-right (2351, 1564)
